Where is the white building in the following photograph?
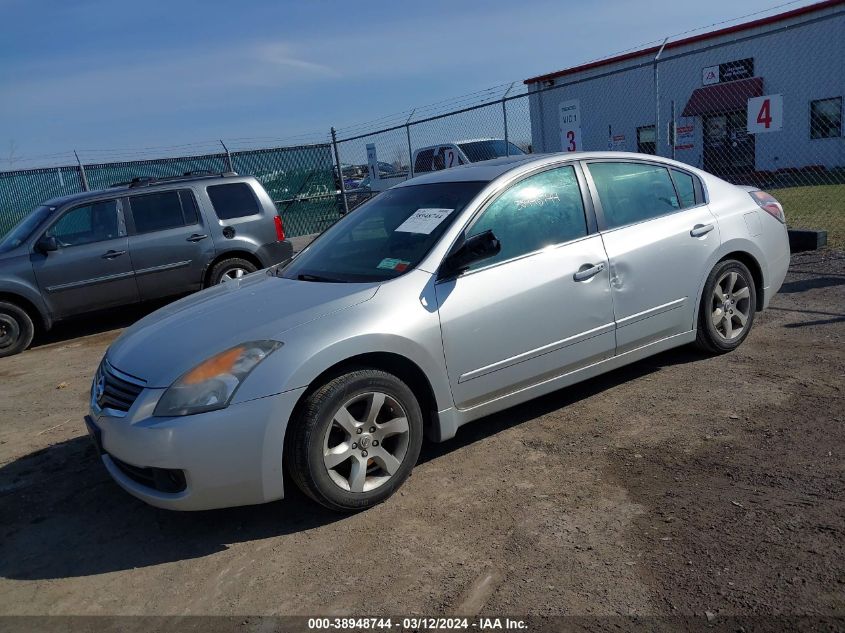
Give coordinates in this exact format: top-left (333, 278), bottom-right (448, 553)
top-left (525, 0), bottom-right (844, 180)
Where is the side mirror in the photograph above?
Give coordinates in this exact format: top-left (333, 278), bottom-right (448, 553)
top-left (439, 229), bottom-right (501, 278)
top-left (36, 236), bottom-right (59, 254)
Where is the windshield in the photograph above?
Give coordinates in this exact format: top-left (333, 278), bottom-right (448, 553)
top-left (458, 140), bottom-right (524, 162)
top-left (282, 181), bottom-right (486, 283)
top-left (0, 205), bottom-right (54, 254)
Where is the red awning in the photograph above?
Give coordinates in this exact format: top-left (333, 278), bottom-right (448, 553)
top-left (682, 77), bottom-right (763, 117)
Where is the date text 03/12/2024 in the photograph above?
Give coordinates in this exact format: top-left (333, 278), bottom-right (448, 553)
top-left (307, 617), bottom-right (528, 630)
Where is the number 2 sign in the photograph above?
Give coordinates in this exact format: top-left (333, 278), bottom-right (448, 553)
top-left (747, 94), bottom-right (783, 133)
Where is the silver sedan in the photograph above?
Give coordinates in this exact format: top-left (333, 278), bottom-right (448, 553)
top-left (85, 152), bottom-right (790, 512)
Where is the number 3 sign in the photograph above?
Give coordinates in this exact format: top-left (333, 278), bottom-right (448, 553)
top-left (747, 95), bottom-right (783, 133)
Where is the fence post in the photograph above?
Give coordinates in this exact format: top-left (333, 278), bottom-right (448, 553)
top-left (405, 109), bottom-right (415, 178)
top-left (220, 140), bottom-right (234, 172)
top-left (74, 150), bottom-right (89, 191)
top-left (653, 37), bottom-right (669, 158)
top-left (331, 127), bottom-right (349, 215)
top-left (502, 83), bottom-right (515, 156)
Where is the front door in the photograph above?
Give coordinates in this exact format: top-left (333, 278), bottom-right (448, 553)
top-left (31, 198), bottom-right (139, 318)
top-left (703, 111), bottom-right (755, 178)
top-left (126, 189), bottom-right (213, 300)
top-left (584, 160), bottom-right (721, 354)
top-left (436, 164), bottom-right (616, 409)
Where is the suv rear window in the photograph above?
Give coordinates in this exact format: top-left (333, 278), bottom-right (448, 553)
top-left (207, 183), bottom-right (261, 220)
top-left (129, 191), bottom-right (197, 234)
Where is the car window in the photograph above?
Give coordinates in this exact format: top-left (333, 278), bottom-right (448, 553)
top-left (179, 190), bottom-right (200, 224)
top-left (47, 200), bottom-right (121, 247)
top-left (282, 181), bottom-right (486, 283)
top-left (670, 168), bottom-right (697, 208)
top-left (206, 183), bottom-right (261, 220)
top-left (414, 149), bottom-right (435, 173)
top-left (129, 191), bottom-right (190, 233)
top-left (458, 140), bottom-right (525, 162)
top-left (467, 165), bottom-right (587, 270)
top-left (588, 162), bottom-right (680, 229)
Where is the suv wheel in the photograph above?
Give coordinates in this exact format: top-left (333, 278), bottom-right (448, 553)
top-left (208, 258), bottom-right (258, 286)
top-left (286, 369), bottom-right (423, 512)
top-left (695, 259), bottom-right (757, 354)
top-left (0, 301), bottom-right (35, 358)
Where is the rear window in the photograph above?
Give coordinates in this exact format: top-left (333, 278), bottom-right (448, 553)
top-left (414, 149), bottom-right (436, 174)
top-left (458, 140), bottom-right (524, 162)
top-left (207, 183), bottom-right (261, 220)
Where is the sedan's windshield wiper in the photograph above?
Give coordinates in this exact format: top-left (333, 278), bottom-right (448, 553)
top-left (297, 273), bottom-right (347, 283)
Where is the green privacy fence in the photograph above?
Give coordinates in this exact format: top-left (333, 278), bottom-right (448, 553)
top-left (0, 143), bottom-right (337, 239)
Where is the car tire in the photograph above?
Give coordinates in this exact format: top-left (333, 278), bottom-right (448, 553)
top-left (208, 258), bottom-right (258, 285)
top-left (286, 369), bottom-right (424, 512)
top-left (695, 259), bottom-right (757, 354)
top-left (0, 301), bottom-right (35, 358)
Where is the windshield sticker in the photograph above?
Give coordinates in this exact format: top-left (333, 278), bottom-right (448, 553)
top-left (394, 208), bottom-right (454, 234)
top-left (377, 258), bottom-right (411, 272)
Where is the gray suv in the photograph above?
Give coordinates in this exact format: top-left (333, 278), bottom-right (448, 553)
top-left (0, 171), bottom-right (293, 357)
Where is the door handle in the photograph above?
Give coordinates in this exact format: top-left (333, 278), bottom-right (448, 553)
top-left (573, 263), bottom-right (605, 282)
top-left (690, 223), bottom-right (715, 237)
top-left (101, 249), bottom-right (126, 259)
top-left (187, 233), bottom-right (208, 242)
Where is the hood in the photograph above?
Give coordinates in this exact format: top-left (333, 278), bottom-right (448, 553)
top-left (107, 270), bottom-right (379, 387)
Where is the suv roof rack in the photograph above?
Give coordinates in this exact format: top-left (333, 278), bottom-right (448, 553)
top-left (110, 170), bottom-right (238, 188)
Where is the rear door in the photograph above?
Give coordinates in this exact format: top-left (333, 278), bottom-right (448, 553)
top-left (583, 160), bottom-right (720, 353)
top-left (125, 189), bottom-right (213, 300)
top-left (31, 198), bottom-right (139, 317)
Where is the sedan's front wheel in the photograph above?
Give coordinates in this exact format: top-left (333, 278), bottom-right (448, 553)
top-left (286, 369), bottom-right (423, 512)
top-left (695, 259), bottom-right (757, 354)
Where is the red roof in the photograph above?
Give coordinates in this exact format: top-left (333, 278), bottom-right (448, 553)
top-left (524, 0), bottom-right (845, 85)
top-left (681, 77), bottom-right (763, 117)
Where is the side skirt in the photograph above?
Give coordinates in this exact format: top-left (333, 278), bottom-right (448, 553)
top-left (434, 330), bottom-right (696, 442)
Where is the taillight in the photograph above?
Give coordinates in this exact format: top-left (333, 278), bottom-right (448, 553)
top-left (274, 215), bottom-right (285, 241)
top-left (749, 190), bottom-right (785, 224)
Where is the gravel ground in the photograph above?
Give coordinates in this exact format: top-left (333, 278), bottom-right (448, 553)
top-left (0, 249), bottom-right (842, 620)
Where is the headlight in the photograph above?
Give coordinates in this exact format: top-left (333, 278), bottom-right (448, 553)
top-left (154, 341), bottom-right (282, 417)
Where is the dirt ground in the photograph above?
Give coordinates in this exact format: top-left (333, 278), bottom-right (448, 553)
top-left (0, 249), bottom-right (843, 621)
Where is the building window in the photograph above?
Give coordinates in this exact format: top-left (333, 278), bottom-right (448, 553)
top-left (810, 97), bottom-right (842, 139)
top-left (637, 126), bottom-right (656, 155)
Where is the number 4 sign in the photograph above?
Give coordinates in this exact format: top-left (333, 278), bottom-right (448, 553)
top-left (747, 94), bottom-right (783, 133)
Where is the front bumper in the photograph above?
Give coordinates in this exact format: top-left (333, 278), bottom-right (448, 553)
top-left (87, 386), bottom-right (307, 511)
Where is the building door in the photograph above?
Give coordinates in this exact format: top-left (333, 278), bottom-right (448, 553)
top-left (703, 111), bottom-right (755, 178)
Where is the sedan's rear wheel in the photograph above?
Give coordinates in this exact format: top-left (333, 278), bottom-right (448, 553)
top-left (286, 369), bottom-right (423, 512)
top-left (695, 259), bottom-right (756, 354)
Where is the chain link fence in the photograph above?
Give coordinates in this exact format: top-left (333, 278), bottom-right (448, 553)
top-left (334, 5), bottom-right (843, 246)
top-left (2, 3), bottom-right (842, 247)
top-left (0, 144), bottom-right (336, 238)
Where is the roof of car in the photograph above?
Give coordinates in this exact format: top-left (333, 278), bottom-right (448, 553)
top-left (41, 172), bottom-right (247, 208)
top-left (398, 151), bottom-right (705, 187)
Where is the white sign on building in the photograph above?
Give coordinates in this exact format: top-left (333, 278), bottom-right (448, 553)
top-left (559, 100), bottom-right (582, 152)
top-left (747, 94), bottom-right (783, 133)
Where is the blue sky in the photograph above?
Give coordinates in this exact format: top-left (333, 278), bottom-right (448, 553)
top-left (0, 0), bottom-right (815, 167)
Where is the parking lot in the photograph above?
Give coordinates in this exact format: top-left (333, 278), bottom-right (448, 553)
top-left (0, 248), bottom-right (843, 618)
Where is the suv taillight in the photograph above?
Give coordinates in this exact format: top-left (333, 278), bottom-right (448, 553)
top-left (274, 215), bottom-right (285, 241)
top-left (749, 190), bottom-right (785, 224)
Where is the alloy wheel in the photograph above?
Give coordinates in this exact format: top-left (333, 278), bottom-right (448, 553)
top-left (711, 270), bottom-right (752, 340)
top-left (221, 268), bottom-right (248, 283)
top-left (322, 391), bottom-right (410, 493)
